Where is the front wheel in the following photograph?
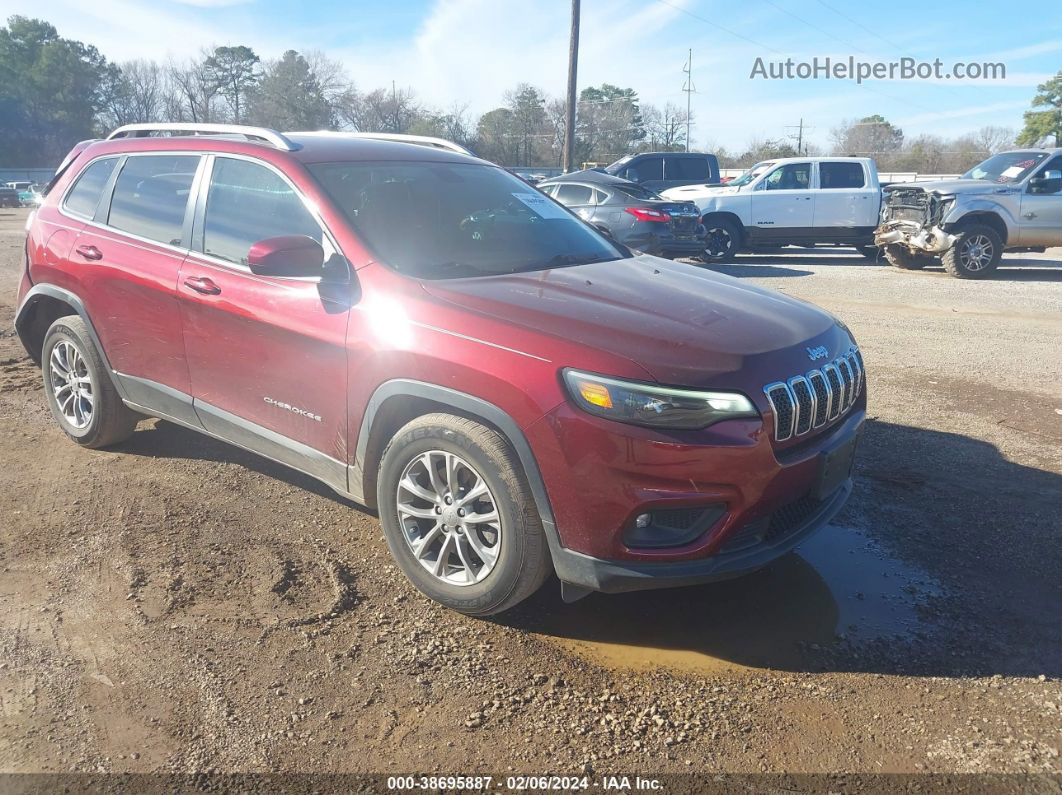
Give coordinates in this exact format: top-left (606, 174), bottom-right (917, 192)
top-left (377, 413), bottom-right (552, 615)
top-left (942, 223), bottom-right (1003, 279)
top-left (700, 217), bottom-right (741, 263)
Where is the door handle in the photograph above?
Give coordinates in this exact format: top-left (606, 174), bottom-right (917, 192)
top-left (183, 276), bottom-right (221, 295)
top-left (1023, 212), bottom-right (1037, 219)
top-left (75, 244), bottom-right (102, 261)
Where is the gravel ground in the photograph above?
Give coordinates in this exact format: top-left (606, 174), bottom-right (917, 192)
top-left (0, 207), bottom-right (1059, 782)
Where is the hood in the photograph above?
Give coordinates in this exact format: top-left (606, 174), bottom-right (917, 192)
top-left (886, 179), bottom-right (1014, 196)
top-left (420, 255), bottom-right (844, 386)
top-left (661, 184), bottom-right (743, 200)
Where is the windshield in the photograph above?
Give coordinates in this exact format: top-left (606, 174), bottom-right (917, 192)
top-left (726, 161), bottom-right (775, 187)
top-left (962, 152), bottom-right (1049, 183)
top-left (611, 183), bottom-right (662, 201)
top-left (310, 161), bottom-right (624, 279)
top-left (603, 156), bottom-right (632, 175)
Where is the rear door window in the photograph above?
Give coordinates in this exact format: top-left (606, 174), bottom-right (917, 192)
top-left (64, 158), bottom-right (118, 218)
top-left (554, 184), bottom-right (594, 206)
top-left (819, 162), bottom-right (865, 189)
top-left (625, 158), bottom-right (663, 182)
top-left (203, 157), bottom-right (322, 266)
top-left (107, 155), bottom-right (199, 246)
top-left (665, 157), bottom-right (709, 181)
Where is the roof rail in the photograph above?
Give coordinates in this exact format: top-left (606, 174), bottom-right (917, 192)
top-left (287, 130), bottom-right (473, 156)
top-left (106, 123), bottom-right (297, 152)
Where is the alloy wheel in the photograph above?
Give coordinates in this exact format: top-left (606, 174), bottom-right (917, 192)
top-left (395, 450), bottom-right (502, 586)
top-left (959, 233), bottom-right (994, 272)
top-left (703, 226), bottom-right (733, 259)
top-left (48, 340), bottom-right (94, 430)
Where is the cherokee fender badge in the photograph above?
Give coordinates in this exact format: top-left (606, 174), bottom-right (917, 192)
top-left (263, 396), bottom-right (322, 422)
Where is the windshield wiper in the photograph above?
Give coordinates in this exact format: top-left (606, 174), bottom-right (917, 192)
top-left (535, 253), bottom-right (615, 269)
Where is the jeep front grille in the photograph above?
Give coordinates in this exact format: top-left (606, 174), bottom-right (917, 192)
top-left (764, 347), bottom-right (863, 442)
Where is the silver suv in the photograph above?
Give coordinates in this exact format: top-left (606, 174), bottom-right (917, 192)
top-left (875, 148), bottom-right (1062, 278)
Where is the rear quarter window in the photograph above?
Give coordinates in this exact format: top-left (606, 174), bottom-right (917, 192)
top-left (63, 158), bottom-right (118, 218)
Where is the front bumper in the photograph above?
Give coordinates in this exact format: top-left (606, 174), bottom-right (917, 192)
top-left (874, 221), bottom-right (956, 253)
top-left (524, 391), bottom-right (865, 593)
top-left (551, 477), bottom-right (851, 594)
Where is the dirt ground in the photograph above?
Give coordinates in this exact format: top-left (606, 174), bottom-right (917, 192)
top-left (1, 207), bottom-right (1060, 782)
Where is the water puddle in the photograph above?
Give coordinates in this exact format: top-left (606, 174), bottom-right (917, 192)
top-left (526, 525), bottom-right (942, 675)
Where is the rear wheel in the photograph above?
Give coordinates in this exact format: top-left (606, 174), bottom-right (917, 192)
top-left (41, 316), bottom-right (140, 448)
top-left (883, 245), bottom-right (935, 271)
top-left (942, 223), bottom-right (1002, 279)
top-left (700, 217), bottom-right (741, 263)
top-left (377, 413), bottom-right (552, 615)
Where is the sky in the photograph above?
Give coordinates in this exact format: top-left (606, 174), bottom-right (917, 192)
top-left (7, 0), bottom-right (1061, 152)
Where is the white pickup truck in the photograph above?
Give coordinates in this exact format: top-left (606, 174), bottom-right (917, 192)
top-left (661, 157), bottom-right (882, 262)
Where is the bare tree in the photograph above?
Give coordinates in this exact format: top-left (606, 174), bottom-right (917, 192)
top-left (167, 53), bottom-right (223, 123)
top-left (543, 97), bottom-right (567, 166)
top-left (974, 125), bottom-right (1015, 155)
top-left (338, 85), bottom-right (422, 133)
top-left (642, 102), bottom-right (689, 151)
top-left (99, 59), bottom-right (165, 127)
top-left (831, 115), bottom-right (904, 157)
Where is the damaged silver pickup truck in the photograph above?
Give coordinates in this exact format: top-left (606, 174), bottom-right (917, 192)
top-left (875, 148), bottom-right (1062, 278)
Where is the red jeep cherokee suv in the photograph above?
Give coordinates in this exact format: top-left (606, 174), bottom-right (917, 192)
top-left (16, 124), bottom-right (865, 615)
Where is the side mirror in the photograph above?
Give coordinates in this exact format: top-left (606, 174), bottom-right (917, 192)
top-left (248, 235), bottom-right (325, 278)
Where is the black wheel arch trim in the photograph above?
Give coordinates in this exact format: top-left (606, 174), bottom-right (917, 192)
top-left (15, 284), bottom-right (129, 400)
top-left (351, 378), bottom-right (564, 562)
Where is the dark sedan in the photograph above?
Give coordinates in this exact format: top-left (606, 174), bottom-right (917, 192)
top-left (539, 171), bottom-right (706, 258)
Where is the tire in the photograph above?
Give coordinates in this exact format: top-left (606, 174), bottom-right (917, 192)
top-left (376, 413), bottom-right (552, 615)
top-left (41, 316), bottom-right (140, 449)
top-left (883, 245), bottom-right (935, 271)
top-left (856, 245), bottom-right (881, 261)
top-left (942, 223), bottom-right (1003, 279)
top-left (700, 217), bottom-right (741, 263)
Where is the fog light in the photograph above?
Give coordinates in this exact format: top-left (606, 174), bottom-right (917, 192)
top-left (622, 504), bottom-right (727, 549)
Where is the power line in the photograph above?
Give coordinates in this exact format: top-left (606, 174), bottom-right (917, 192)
top-left (812, 0), bottom-right (908, 53)
top-left (651, 0), bottom-right (946, 118)
top-left (761, 0), bottom-right (869, 56)
top-left (806, 0), bottom-right (971, 105)
top-left (652, 0), bottom-right (784, 55)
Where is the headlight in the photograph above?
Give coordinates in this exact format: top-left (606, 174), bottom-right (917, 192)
top-left (563, 369), bottom-right (759, 430)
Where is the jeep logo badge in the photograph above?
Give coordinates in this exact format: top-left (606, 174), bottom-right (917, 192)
top-left (806, 345), bottom-right (829, 361)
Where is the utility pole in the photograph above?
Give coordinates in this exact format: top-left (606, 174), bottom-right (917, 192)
top-left (562, 0), bottom-right (580, 172)
top-left (681, 49), bottom-right (695, 152)
top-left (785, 118), bottom-right (811, 155)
